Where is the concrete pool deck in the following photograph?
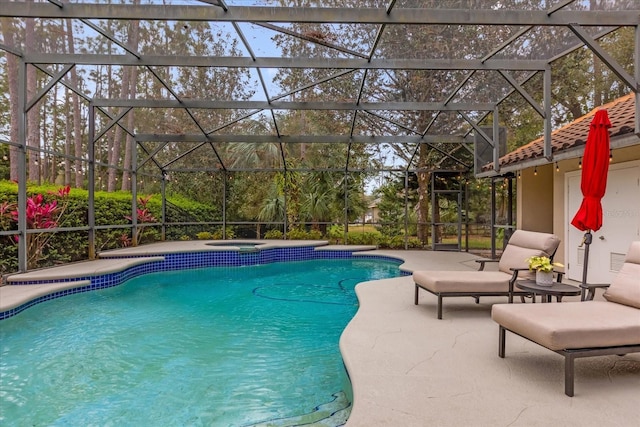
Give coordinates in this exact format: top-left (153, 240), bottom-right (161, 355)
top-left (342, 250), bottom-right (640, 427)
top-left (1, 243), bottom-right (638, 426)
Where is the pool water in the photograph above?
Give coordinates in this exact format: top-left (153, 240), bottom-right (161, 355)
top-left (0, 258), bottom-right (401, 426)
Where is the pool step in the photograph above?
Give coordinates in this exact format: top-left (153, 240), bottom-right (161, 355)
top-left (250, 391), bottom-right (351, 427)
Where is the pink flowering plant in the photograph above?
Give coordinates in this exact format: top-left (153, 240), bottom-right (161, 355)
top-left (1, 185), bottom-right (71, 268)
top-left (122, 195), bottom-right (158, 246)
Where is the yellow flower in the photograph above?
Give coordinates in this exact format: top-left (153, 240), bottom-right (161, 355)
top-left (526, 255), bottom-right (563, 273)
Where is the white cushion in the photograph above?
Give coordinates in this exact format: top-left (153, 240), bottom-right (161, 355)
top-left (492, 301), bottom-right (640, 350)
top-left (603, 241), bottom-right (640, 309)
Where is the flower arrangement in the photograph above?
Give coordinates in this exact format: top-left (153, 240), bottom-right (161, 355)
top-left (526, 255), bottom-right (563, 273)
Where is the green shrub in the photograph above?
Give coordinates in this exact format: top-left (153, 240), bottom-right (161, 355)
top-left (96, 229), bottom-right (128, 252)
top-left (226, 228), bottom-right (236, 239)
top-left (0, 241), bottom-right (18, 276)
top-left (211, 227), bottom-right (235, 240)
top-left (138, 226), bottom-right (161, 245)
top-left (327, 224), bottom-right (344, 244)
top-left (377, 235), bottom-right (407, 249)
top-left (406, 237), bottom-right (423, 248)
top-left (346, 231), bottom-right (380, 245)
top-left (285, 228), bottom-right (323, 240)
top-left (286, 228), bottom-right (308, 240)
top-left (264, 229), bottom-right (283, 239)
top-left (377, 235), bottom-right (423, 249)
top-left (0, 180), bottom-right (223, 273)
top-left (307, 229), bottom-right (323, 240)
top-left (196, 231), bottom-right (213, 240)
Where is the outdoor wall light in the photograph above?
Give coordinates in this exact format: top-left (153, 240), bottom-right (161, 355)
top-left (534, 166), bottom-right (538, 176)
top-left (555, 162), bottom-right (559, 172)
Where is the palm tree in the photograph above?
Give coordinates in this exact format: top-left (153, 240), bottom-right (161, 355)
top-left (258, 182), bottom-right (285, 235)
top-left (301, 190), bottom-right (331, 231)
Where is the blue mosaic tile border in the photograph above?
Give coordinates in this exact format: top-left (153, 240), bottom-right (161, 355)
top-left (1, 283), bottom-right (95, 321)
top-left (1, 247), bottom-right (405, 321)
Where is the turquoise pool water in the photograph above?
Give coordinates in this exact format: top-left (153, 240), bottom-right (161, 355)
top-left (0, 258), bottom-right (402, 426)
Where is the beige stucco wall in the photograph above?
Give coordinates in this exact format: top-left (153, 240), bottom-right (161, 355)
top-left (518, 143), bottom-right (640, 266)
top-left (551, 158), bottom-right (580, 265)
top-left (609, 144), bottom-right (640, 163)
top-left (516, 163), bottom-right (554, 233)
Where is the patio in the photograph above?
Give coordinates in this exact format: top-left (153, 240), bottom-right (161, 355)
top-left (2, 2), bottom-right (639, 424)
top-left (342, 250), bottom-right (640, 426)
top-left (2, 245), bottom-right (638, 426)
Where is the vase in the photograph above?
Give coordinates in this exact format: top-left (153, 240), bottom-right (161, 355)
top-left (535, 270), bottom-right (554, 286)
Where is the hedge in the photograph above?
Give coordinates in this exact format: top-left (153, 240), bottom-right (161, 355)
top-left (0, 181), bottom-right (218, 275)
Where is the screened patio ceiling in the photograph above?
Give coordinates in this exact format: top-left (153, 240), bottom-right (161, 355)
top-left (1, 0), bottom-right (639, 177)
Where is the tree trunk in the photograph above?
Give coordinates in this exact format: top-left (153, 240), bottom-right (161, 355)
top-left (121, 17), bottom-right (140, 192)
top-left (64, 93), bottom-right (72, 185)
top-left (1, 18), bottom-right (20, 181)
top-left (416, 144), bottom-right (430, 245)
top-left (65, 18), bottom-right (83, 188)
top-left (48, 84), bottom-right (59, 182)
top-left (109, 122), bottom-right (125, 192)
top-left (26, 14), bottom-right (40, 183)
top-left (72, 87), bottom-right (83, 188)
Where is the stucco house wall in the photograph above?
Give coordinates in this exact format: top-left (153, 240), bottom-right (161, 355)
top-left (517, 164), bottom-right (554, 234)
top-left (483, 93), bottom-right (640, 273)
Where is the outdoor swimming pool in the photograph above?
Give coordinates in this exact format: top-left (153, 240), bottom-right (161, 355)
top-left (0, 257), bottom-right (402, 426)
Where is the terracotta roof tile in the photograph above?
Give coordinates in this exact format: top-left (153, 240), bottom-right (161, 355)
top-left (489, 93), bottom-right (635, 170)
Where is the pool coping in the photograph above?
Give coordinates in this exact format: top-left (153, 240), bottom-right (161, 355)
top-left (0, 280), bottom-right (92, 312)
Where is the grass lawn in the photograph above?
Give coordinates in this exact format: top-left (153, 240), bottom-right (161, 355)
top-left (442, 235), bottom-right (494, 249)
top-left (347, 224), bottom-right (495, 250)
top-left (348, 224), bottom-right (379, 234)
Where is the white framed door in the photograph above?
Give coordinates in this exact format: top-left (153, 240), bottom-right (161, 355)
top-left (565, 160), bottom-right (640, 283)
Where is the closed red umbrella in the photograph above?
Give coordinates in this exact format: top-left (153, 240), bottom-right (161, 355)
top-left (571, 109), bottom-right (611, 232)
top-left (570, 109), bottom-right (611, 298)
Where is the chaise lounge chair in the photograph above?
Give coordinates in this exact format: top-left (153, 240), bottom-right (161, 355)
top-left (413, 229), bottom-right (561, 319)
top-left (492, 241), bottom-right (640, 396)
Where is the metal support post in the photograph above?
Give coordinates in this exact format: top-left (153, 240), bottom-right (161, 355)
top-left (17, 60), bottom-right (27, 271)
top-left (404, 171), bottom-right (409, 249)
top-left (161, 171), bottom-right (167, 241)
top-left (344, 171), bottom-right (349, 244)
top-left (223, 172), bottom-right (227, 239)
top-left (88, 105), bottom-right (96, 259)
top-left (543, 66), bottom-right (552, 160)
top-left (131, 140), bottom-right (138, 246)
top-left (490, 179), bottom-right (496, 258)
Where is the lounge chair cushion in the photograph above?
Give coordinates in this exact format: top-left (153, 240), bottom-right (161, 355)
top-left (498, 230), bottom-right (561, 277)
top-left (492, 301), bottom-right (640, 351)
top-left (603, 241), bottom-right (640, 309)
top-left (413, 270), bottom-right (512, 293)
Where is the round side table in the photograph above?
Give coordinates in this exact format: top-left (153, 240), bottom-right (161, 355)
top-left (516, 280), bottom-right (581, 302)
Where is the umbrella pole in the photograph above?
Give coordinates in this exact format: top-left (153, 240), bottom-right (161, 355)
top-left (580, 231), bottom-right (593, 301)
